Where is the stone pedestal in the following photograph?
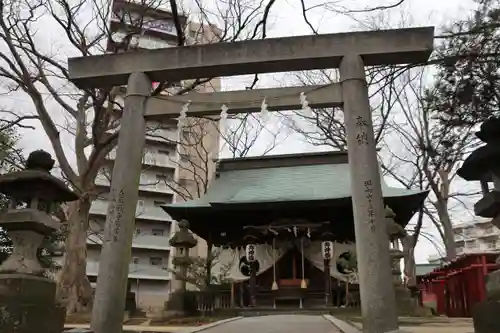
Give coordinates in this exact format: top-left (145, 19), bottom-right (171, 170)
top-left (393, 286), bottom-right (418, 315)
top-left (0, 274), bottom-right (65, 333)
top-left (473, 300), bottom-right (500, 333)
top-left (473, 270), bottom-right (500, 333)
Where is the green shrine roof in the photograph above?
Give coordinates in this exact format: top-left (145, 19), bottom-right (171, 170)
top-left (166, 151), bottom-right (425, 208)
top-left (162, 152), bottom-right (428, 245)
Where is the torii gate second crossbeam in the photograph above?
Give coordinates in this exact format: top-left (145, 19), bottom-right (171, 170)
top-left (67, 27), bottom-right (434, 333)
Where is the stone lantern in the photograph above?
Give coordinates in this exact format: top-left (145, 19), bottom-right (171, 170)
top-left (385, 206), bottom-right (415, 314)
top-left (456, 118), bottom-right (500, 333)
top-left (385, 207), bottom-right (405, 285)
top-left (169, 219), bottom-right (197, 293)
top-left (0, 150), bottom-right (79, 333)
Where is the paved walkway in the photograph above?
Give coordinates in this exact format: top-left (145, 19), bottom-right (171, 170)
top-left (347, 316), bottom-right (474, 333)
top-left (193, 315), bottom-right (341, 333)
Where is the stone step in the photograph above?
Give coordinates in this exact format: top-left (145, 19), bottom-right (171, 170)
top-left (239, 308), bottom-right (334, 317)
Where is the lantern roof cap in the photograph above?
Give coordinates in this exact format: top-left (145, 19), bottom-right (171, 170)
top-left (476, 117), bottom-right (500, 143)
top-left (385, 206), bottom-right (405, 238)
top-left (0, 209), bottom-right (59, 234)
top-left (458, 118), bottom-right (500, 181)
top-left (0, 150), bottom-right (79, 202)
top-left (169, 219), bottom-right (197, 248)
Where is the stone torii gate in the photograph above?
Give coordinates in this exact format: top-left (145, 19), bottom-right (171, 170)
top-left (68, 27), bottom-right (434, 333)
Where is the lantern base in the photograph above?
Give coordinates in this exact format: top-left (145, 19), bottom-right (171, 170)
top-left (472, 300), bottom-right (500, 333)
top-left (0, 274), bottom-right (65, 333)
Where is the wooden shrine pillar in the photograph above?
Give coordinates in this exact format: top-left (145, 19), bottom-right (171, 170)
top-left (249, 262), bottom-right (257, 307)
top-left (230, 283), bottom-right (235, 308)
top-left (324, 258), bottom-right (331, 306)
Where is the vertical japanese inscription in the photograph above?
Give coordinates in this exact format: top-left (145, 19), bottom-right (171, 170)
top-left (113, 189), bottom-right (125, 242)
top-left (355, 116), bottom-right (369, 146)
top-left (364, 180), bottom-right (376, 233)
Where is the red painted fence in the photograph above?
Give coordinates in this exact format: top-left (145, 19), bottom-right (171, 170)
top-left (417, 252), bottom-right (498, 317)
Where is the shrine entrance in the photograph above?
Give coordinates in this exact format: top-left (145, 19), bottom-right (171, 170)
top-left (278, 248), bottom-right (311, 286)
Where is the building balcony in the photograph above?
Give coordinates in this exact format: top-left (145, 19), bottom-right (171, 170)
top-left (87, 233), bottom-right (171, 251)
top-left (462, 233), bottom-right (477, 241)
top-left (95, 174), bottom-right (175, 195)
top-left (87, 261), bottom-right (172, 280)
top-left (477, 229), bottom-right (500, 238)
top-left (107, 149), bottom-right (176, 169)
top-left (145, 126), bottom-right (178, 144)
top-left (109, 31), bottom-right (174, 50)
top-left (110, 9), bottom-right (178, 37)
top-left (90, 199), bottom-right (171, 221)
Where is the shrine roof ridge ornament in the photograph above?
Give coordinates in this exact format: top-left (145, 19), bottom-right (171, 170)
top-left (68, 26), bottom-right (434, 89)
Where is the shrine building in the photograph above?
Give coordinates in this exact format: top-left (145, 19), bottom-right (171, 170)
top-left (162, 151), bottom-right (428, 308)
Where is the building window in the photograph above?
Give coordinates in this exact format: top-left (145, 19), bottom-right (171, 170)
top-left (131, 257), bottom-right (140, 264)
top-left (485, 240), bottom-right (497, 249)
top-left (180, 154), bottom-right (190, 162)
top-left (158, 149), bottom-right (171, 157)
top-left (154, 200), bottom-right (166, 206)
top-left (156, 174), bottom-right (167, 182)
top-left (485, 226), bottom-right (494, 234)
top-left (464, 228), bottom-right (475, 236)
top-left (466, 240), bottom-right (477, 248)
top-left (152, 229), bottom-right (164, 236)
top-left (135, 228), bottom-right (141, 235)
top-left (149, 257), bottom-right (163, 266)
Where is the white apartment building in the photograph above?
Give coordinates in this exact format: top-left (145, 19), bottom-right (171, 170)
top-left (427, 218), bottom-right (500, 265)
top-left (84, 1), bottom-right (220, 311)
top-left (453, 218), bottom-right (500, 255)
top-left (88, 124), bottom-right (179, 310)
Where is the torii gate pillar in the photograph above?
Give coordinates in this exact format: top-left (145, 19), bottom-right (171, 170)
top-left (340, 54), bottom-right (398, 332)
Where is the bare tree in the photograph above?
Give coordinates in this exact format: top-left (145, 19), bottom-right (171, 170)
top-left (283, 66), bottom-right (397, 151)
top-left (0, 0), bottom-right (283, 313)
top-left (381, 68), bottom-right (481, 263)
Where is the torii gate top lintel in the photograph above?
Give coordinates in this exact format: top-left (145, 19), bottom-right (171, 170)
top-left (68, 26), bottom-right (434, 89)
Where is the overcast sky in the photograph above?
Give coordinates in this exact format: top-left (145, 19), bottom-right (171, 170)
top-left (8, 0), bottom-right (480, 263)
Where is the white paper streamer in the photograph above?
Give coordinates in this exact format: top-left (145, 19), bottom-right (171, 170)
top-left (260, 97), bottom-right (269, 121)
top-left (300, 92), bottom-right (313, 116)
top-left (219, 104), bottom-right (228, 134)
top-left (178, 100), bottom-right (190, 128)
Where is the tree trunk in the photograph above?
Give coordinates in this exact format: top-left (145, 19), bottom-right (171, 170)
top-left (436, 170), bottom-right (456, 261)
top-left (436, 202), bottom-right (457, 261)
top-left (56, 195), bottom-right (93, 314)
top-left (401, 235), bottom-right (417, 287)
